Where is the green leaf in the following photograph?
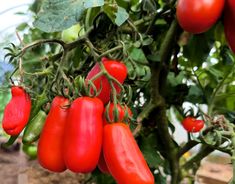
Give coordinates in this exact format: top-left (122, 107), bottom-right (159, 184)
top-left (16, 23), bottom-right (28, 31)
top-left (183, 34), bottom-right (213, 66)
top-left (139, 134), bottom-right (164, 168)
top-left (167, 72), bottom-right (185, 87)
top-left (142, 0), bottom-right (157, 13)
top-left (115, 6), bottom-right (129, 26)
top-left (103, 4), bottom-right (129, 26)
top-left (129, 47), bottom-right (148, 64)
top-left (84, 0), bottom-right (104, 8)
top-left (34, 0), bottom-right (85, 33)
top-left (186, 85), bottom-right (205, 104)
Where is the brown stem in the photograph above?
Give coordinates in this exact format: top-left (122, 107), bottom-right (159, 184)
top-left (178, 140), bottom-right (199, 158)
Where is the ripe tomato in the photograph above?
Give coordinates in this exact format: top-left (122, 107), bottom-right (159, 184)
top-left (37, 96), bottom-right (69, 172)
top-left (97, 151), bottom-right (110, 174)
top-left (103, 103), bottom-right (132, 125)
top-left (103, 123), bottom-right (154, 184)
top-left (176, 0), bottom-right (225, 34)
top-left (98, 103), bottom-right (132, 174)
top-left (224, 0), bottom-right (235, 53)
top-left (63, 97), bottom-right (104, 173)
top-left (86, 57), bottom-right (127, 104)
top-left (2, 86), bottom-right (31, 136)
top-left (182, 117), bottom-right (204, 133)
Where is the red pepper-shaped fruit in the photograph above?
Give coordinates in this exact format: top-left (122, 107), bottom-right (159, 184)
top-left (98, 103), bottom-right (132, 174)
top-left (2, 86), bottom-right (31, 136)
top-left (38, 96), bottom-right (69, 172)
top-left (103, 123), bottom-right (154, 184)
top-left (63, 97), bottom-right (104, 173)
top-left (176, 0), bottom-right (225, 34)
top-left (182, 117), bottom-right (204, 133)
top-left (86, 57), bottom-right (127, 104)
top-left (224, 0), bottom-right (235, 53)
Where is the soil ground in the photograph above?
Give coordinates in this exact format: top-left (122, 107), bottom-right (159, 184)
top-left (0, 146), bottom-right (90, 184)
top-left (0, 141), bottom-right (232, 184)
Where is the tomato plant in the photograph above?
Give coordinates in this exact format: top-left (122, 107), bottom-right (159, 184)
top-left (176, 0), bottom-right (225, 33)
top-left (2, 0), bottom-right (235, 183)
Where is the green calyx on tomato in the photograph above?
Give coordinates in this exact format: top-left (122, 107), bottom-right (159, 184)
top-left (182, 116), bottom-right (204, 133)
top-left (104, 102), bottom-right (132, 124)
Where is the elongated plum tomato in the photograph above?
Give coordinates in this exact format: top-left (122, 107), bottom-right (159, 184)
top-left (176, 0), bottom-right (225, 34)
top-left (182, 117), bottom-right (204, 133)
top-left (103, 123), bottom-right (154, 184)
top-left (86, 58), bottom-right (127, 104)
top-left (38, 96), bottom-right (69, 172)
top-left (224, 0), bottom-right (235, 53)
top-left (2, 86), bottom-right (31, 136)
top-left (63, 97), bottom-right (104, 173)
top-left (98, 103), bottom-right (132, 174)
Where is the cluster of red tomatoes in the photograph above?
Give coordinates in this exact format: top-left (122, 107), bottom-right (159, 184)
top-left (176, 0), bottom-right (235, 52)
top-left (1, 58), bottom-right (154, 184)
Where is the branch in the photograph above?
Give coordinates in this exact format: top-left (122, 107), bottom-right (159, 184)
top-left (229, 134), bottom-right (235, 183)
top-left (182, 145), bottom-right (214, 170)
top-left (178, 140), bottom-right (199, 158)
top-left (133, 19), bottom-right (181, 184)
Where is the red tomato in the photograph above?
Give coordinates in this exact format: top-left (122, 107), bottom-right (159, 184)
top-left (38, 96), bottom-right (69, 172)
top-left (176, 0), bottom-right (225, 34)
top-left (86, 57), bottom-right (127, 104)
top-left (63, 97), bottom-right (104, 173)
top-left (224, 0), bottom-right (235, 53)
top-left (182, 117), bottom-right (204, 133)
top-left (98, 103), bottom-right (132, 174)
top-left (98, 151), bottom-right (110, 174)
top-left (103, 103), bottom-right (132, 125)
top-left (103, 123), bottom-right (154, 184)
top-left (2, 86), bottom-right (31, 136)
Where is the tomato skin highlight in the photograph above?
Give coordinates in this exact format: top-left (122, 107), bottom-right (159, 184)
top-left (2, 86), bottom-right (31, 136)
top-left (86, 58), bottom-right (127, 104)
top-left (37, 96), bottom-right (69, 172)
top-left (103, 123), bottom-right (154, 184)
top-left (182, 117), bottom-right (204, 133)
top-left (176, 0), bottom-right (225, 34)
top-left (224, 0), bottom-right (235, 53)
top-left (63, 97), bottom-right (104, 173)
